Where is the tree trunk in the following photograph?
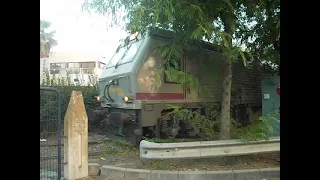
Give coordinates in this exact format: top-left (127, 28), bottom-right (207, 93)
top-left (219, 13), bottom-right (234, 140)
top-left (40, 40), bottom-right (50, 58)
top-left (219, 62), bottom-right (232, 140)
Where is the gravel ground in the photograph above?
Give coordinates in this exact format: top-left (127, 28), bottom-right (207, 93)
top-left (40, 130), bottom-right (118, 177)
top-left (40, 133), bottom-right (111, 159)
top-left (41, 130), bottom-right (280, 178)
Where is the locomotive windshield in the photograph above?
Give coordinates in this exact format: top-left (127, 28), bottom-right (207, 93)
top-left (106, 41), bottom-right (141, 68)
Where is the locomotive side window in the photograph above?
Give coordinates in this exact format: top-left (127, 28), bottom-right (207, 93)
top-left (165, 61), bottom-right (181, 71)
top-left (106, 41), bottom-right (142, 68)
top-left (164, 60), bottom-right (181, 83)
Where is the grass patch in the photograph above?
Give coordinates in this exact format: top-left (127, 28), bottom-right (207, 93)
top-left (90, 140), bottom-right (139, 158)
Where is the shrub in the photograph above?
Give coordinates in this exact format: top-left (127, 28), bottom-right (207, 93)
top-left (167, 103), bottom-right (280, 141)
top-left (231, 111), bottom-right (280, 141)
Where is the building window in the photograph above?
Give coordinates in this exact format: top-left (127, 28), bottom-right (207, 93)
top-left (50, 63), bottom-right (66, 74)
top-left (66, 62), bottom-right (97, 74)
top-left (68, 62), bottom-right (80, 68)
top-left (67, 62), bottom-right (80, 74)
top-left (81, 68), bottom-right (94, 74)
top-left (81, 62), bottom-right (95, 68)
top-left (81, 62), bottom-right (95, 74)
top-left (67, 68), bottom-right (80, 74)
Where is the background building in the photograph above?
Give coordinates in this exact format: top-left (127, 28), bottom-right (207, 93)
top-left (40, 52), bottom-right (107, 85)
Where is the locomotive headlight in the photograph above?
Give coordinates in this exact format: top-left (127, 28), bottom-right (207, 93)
top-left (94, 96), bottom-right (100, 101)
top-left (122, 96), bottom-right (133, 103)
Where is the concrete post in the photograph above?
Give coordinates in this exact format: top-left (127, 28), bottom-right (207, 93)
top-left (64, 91), bottom-right (91, 180)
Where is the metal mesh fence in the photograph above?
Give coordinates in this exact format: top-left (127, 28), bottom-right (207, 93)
top-left (40, 87), bottom-right (62, 180)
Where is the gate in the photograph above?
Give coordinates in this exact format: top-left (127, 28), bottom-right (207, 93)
top-left (40, 87), bottom-right (62, 180)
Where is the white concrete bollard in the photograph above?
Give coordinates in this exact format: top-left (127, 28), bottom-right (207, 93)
top-left (63, 91), bottom-right (91, 180)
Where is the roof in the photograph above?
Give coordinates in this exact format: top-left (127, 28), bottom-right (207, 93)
top-left (148, 28), bottom-right (222, 53)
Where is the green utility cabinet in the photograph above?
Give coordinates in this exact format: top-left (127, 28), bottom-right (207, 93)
top-left (261, 76), bottom-right (280, 136)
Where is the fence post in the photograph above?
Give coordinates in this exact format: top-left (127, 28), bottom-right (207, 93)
top-left (64, 91), bottom-right (90, 180)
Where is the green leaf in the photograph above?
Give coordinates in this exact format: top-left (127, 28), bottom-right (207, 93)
top-left (239, 50), bottom-right (247, 67)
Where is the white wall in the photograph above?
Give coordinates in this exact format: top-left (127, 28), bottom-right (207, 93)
top-left (49, 52), bottom-right (105, 63)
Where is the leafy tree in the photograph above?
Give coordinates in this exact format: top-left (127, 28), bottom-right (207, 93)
top-left (40, 20), bottom-right (58, 57)
top-left (235, 0), bottom-right (280, 73)
top-left (82, 0), bottom-right (280, 139)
